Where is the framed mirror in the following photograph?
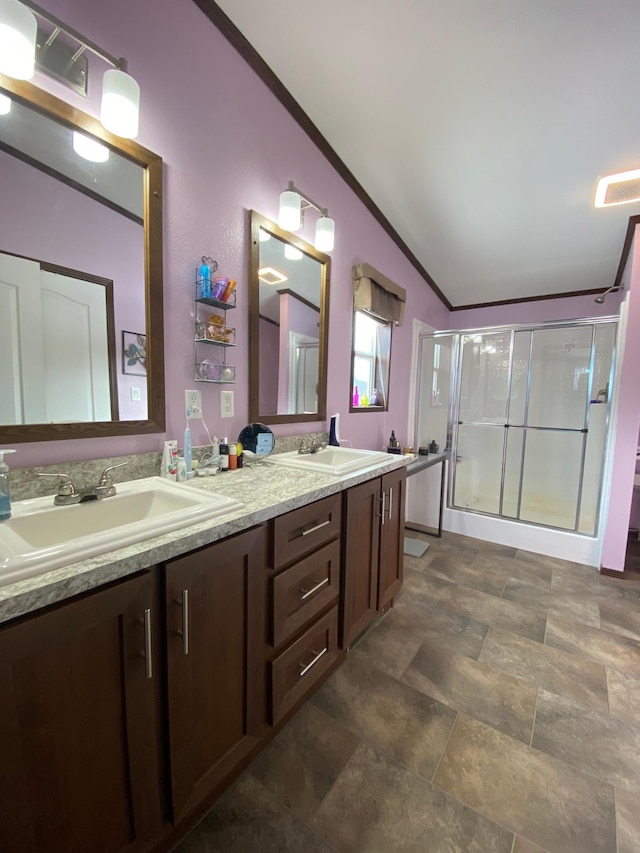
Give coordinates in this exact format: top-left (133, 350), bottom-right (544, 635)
top-left (0, 74), bottom-right (164, 444)
top-left (249, 210), bottom-right (330, 425)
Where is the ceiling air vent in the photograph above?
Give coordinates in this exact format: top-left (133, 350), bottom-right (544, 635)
top-left (595, 169), bottom-right (640, 207)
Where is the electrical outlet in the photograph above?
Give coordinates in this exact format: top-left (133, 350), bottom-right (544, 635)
top-left (220, 390), bottom-right (234, 418)
top-left (130, 387), bottom-right (141, 402)
top-left (185, 389), bottom-right (203, 418)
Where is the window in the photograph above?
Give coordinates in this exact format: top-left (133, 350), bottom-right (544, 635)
top-left (350, 310), bottom-right (392, 411)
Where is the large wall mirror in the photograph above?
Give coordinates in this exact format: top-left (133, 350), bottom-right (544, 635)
top-left (0, 74), bottom-right (164, 444)
top-left (249, 211), bottom-right (330, 424)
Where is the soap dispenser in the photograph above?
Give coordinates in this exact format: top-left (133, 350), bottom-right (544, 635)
top-left (329, 414), bottom-right (340, 446)
top-left (0, 449), bottom-right (16, 521)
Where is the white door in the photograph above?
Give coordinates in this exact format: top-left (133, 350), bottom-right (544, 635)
top-left (0, 254), bottom-right (111, 424)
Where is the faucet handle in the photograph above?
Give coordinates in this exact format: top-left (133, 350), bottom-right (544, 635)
top-left (98, 460), bottom-right (129, 487)
top-left (37, 472), bottom-right (77, 497)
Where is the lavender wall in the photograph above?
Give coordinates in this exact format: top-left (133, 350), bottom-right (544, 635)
top-left (450, 291), bottom-right (623, 331)
top-left (0, 150), bottom-right (145, 420)
top-left (258, 317), bottom-right (279, 413)
top-left (10, 0), bottom-right (449, 470)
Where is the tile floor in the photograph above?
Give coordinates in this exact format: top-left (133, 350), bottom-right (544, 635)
top-left (173, 531), bottom-right (640, 853)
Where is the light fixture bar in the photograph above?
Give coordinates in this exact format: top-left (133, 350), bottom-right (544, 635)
top-left (20, 0), bottom-right (123, 70)
top-left (286, 180), bottom-right (328, 219)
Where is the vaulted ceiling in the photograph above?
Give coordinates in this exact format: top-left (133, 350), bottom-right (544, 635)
top-left (213, 0), bottom-right (640, 308)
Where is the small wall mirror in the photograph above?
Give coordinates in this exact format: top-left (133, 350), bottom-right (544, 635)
top-left (249, 211), bottom-right (330, 424)
top-left (0, 75), bottom-right (164, 444)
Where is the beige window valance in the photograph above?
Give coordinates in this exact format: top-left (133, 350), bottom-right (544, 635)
top-left (352, 263), bottom-right (406, 326)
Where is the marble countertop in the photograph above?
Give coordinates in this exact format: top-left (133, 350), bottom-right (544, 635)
top-left (0, 453), bottom-right (410, 624)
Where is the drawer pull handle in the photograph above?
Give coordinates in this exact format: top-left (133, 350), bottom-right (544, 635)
top-left (300, 577), bottom-right (329, 601)
top-left (175, 589), bottom-right (190, 655)
top-left (138, 608), bottom-right (153, 679)
top-left (301, 519), bottom-right (331, 537)
top-left (299, 647), bottom-right (328, 677)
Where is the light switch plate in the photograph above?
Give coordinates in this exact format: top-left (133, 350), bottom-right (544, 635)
top-left (220, 390), bottom-right (234, 418)
top-left (131, 387), bottom-right (141, 402)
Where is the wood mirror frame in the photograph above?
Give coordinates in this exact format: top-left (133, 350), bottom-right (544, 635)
top-left (248, 210), bottom-right (330, 425)
top-left (0, 74), bottom-right (164, 444)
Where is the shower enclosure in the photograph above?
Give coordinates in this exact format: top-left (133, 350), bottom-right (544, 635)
top-left (415, 319), bottom-right (617, 536)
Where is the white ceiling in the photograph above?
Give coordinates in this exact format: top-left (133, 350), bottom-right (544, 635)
top-left (216, 0), bottom-right (640, 307)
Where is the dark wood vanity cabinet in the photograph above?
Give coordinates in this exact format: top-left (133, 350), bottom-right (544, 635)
top-left (342, 467), bottom-right (406, 648)
top-left (164, 526), bottom-right (267, 823)
top-left (0, 572), bottom-right (164, 853)
top-left (269, 494), bottom-right (343, 726)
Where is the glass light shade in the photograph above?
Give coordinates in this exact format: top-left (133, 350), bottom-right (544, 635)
top-left (278, 189), bottom-right (301, 231)
top-left (284, 244), bottom-right (303, 261)
top-left (72, 131), bottom-right (109, 163)
top-left (258, 228), bottom-right (271, 242)
top-left (0, 92), bottom-right (11, 115)
top-left (101, 68), bottom-right (140, 139)
top-left (0, 0), bottom-right (37, 79)
top-left (315, 216), bottom-right (335, 252)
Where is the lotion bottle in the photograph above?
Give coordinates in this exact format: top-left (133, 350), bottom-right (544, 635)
top-left (0, 449), bottom-right (16, 521)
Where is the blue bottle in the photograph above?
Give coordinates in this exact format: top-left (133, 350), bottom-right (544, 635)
top-left (199, 257), bottom-right (211, 299)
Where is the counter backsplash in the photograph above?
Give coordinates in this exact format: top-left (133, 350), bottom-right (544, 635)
top-left (9, 431), bottom-right (329, 502)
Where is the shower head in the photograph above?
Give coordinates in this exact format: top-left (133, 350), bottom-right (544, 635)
top-left (594, 284), bottom-right (622, 304)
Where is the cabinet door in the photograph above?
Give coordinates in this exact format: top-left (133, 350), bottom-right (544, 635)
top-left (342, 478), bottom-right (381, 648)
top-left (378, 467), bottom-right (406, 610)
top-left (0, 572), bottom-right (163, 853)
top-left (165, 526), bottom-right (266, 821)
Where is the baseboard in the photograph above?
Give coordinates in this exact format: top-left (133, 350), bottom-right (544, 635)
top-left (599, 566), bottom-right (637, 579)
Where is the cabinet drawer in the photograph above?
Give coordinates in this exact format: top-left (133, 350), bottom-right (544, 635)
top-left (271, 607), bottom-right (339, 725)
top-left (272, 539), bottom-right (340, 648)
top-left (273, 494), bottom-right (341, 569)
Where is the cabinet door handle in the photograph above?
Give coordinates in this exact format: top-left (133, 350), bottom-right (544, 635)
top-left (300, 577), bottom-right (329, 601)
top-left (301, 519), bottom-right (331, 537)
top-left (378, 491), bottom-right (386, 525)
top-left (175, 589), bottom-right (190, 655)
top-left (138, 608), bottom-right (153, 679)
top-left (143, 607), bottom-right (153, 679)
top-left (388, 486), bottom-right (393, 519)
top-left (299, 647), bottom-right (327, 677)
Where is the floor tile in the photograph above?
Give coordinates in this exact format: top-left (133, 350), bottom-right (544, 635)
top-left (515, 549), bottom-right (588, 573)
top-left (472, 551), bottom-right (553, 587)
top-left (172, 773), bottom-right (335, 853)
top-left (502, 576), bottom-right (601, 626)
top-left (606, 666), bottom-right (640, 723)
top-left (311, 655), bottom-right (456, 779)
top-left (532, 689), bottom-right (640, 791)
top-left (389, 593), bottom-right (489, 659)
top-left (545, 614), bottom-right (640, 679)
top-left (433, 713), bottom-right (616, 853)
top-left (425, 555), bottom-right (508, 596)
top-left (402, 639), bottom-right (537, 743)
top-left (400, 567), bottom-right (457, 607)
top-left (311, 742), bottom-right (514, 853)
top-left (347, 612), bottom-right (424, 679)
top-left (248, 702), bottom-right (360, 821)
top-left (599, 600), bottom-right (640, 642)
top-left (478, 626), bottom-right (608, 711)
top-left (447, 584), bottom-right (547, 642)
top-left (616, 787), bottom-right (640, 853)
top-left (513, 837), bottom-right (551, 853)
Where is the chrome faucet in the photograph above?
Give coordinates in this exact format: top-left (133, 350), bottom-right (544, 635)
top-left (298, 436), bottom-right (327, 455)
top-left (38, 461), bottom-right (129, 506)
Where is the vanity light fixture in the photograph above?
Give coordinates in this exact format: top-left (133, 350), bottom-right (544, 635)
top-left (278, 180), bottom-right (335, 252)
top-left (72, 130), bottom-right (109, 163)
top-left (0, 0), bottom-right (140, 138)
top-left (284, 244), bottom-right (303, 261)
top-left (0, 92), bottom-right (11, 114)
top-left (258, 228), bottom-right (271, 242)
top-left (0, 0), bottom-right (37, 79)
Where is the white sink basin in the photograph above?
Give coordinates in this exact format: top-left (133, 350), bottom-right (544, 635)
top-left (268, 446), bottom-right (392, 476)
top-left (0, 476), bottom-right (242, 587)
